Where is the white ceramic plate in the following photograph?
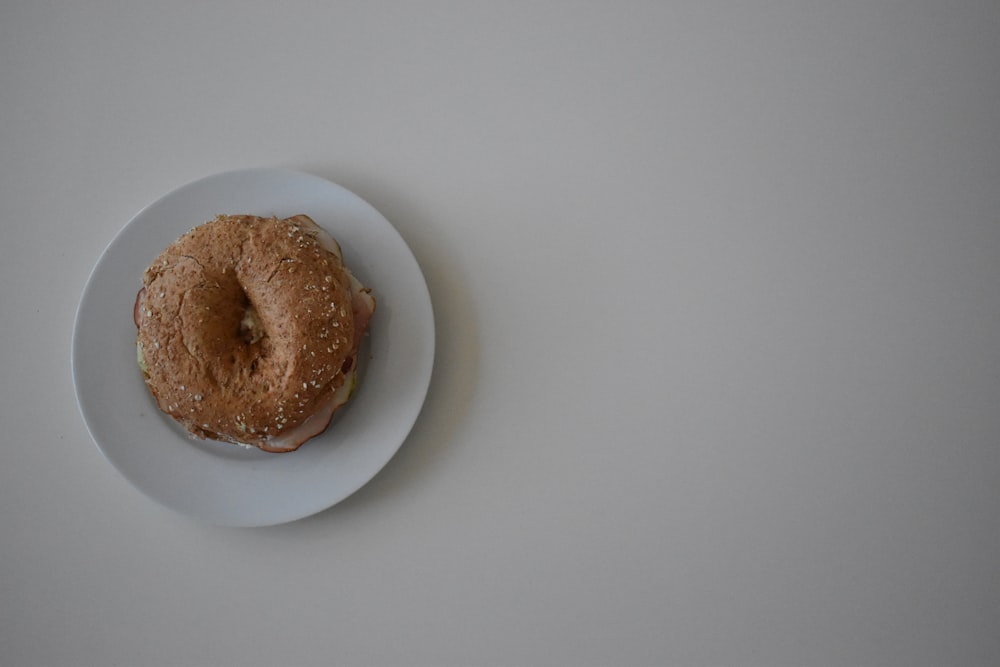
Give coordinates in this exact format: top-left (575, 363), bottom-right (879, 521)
top-left (72, 168), bottom-right (434, 526)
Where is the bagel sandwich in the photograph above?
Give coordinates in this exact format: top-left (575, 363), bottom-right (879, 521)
top-left (134, 214), bottom-right (375, 452)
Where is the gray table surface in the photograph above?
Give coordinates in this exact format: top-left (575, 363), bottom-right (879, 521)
top-left (2, 2), bottom-right (998, 665)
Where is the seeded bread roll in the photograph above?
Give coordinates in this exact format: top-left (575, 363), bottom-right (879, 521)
top-left (134, 214), bottom-right (375, 452)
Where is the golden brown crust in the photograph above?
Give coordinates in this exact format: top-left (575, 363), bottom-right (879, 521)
top-left (135, 214), bottom-right (373, 451)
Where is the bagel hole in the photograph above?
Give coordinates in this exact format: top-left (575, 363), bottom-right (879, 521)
top-left (238, 301), bottom-right (266, 345)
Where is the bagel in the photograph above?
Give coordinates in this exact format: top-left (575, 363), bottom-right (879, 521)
top-left (134, 214), bottom-right (375, 452)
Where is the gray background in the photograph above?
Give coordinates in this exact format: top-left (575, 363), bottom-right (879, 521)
top-left (2, 1), bottom-right (998, 665)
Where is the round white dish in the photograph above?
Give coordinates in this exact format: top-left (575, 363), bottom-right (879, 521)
top-left (72, 168), bottom-right (435, 526)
